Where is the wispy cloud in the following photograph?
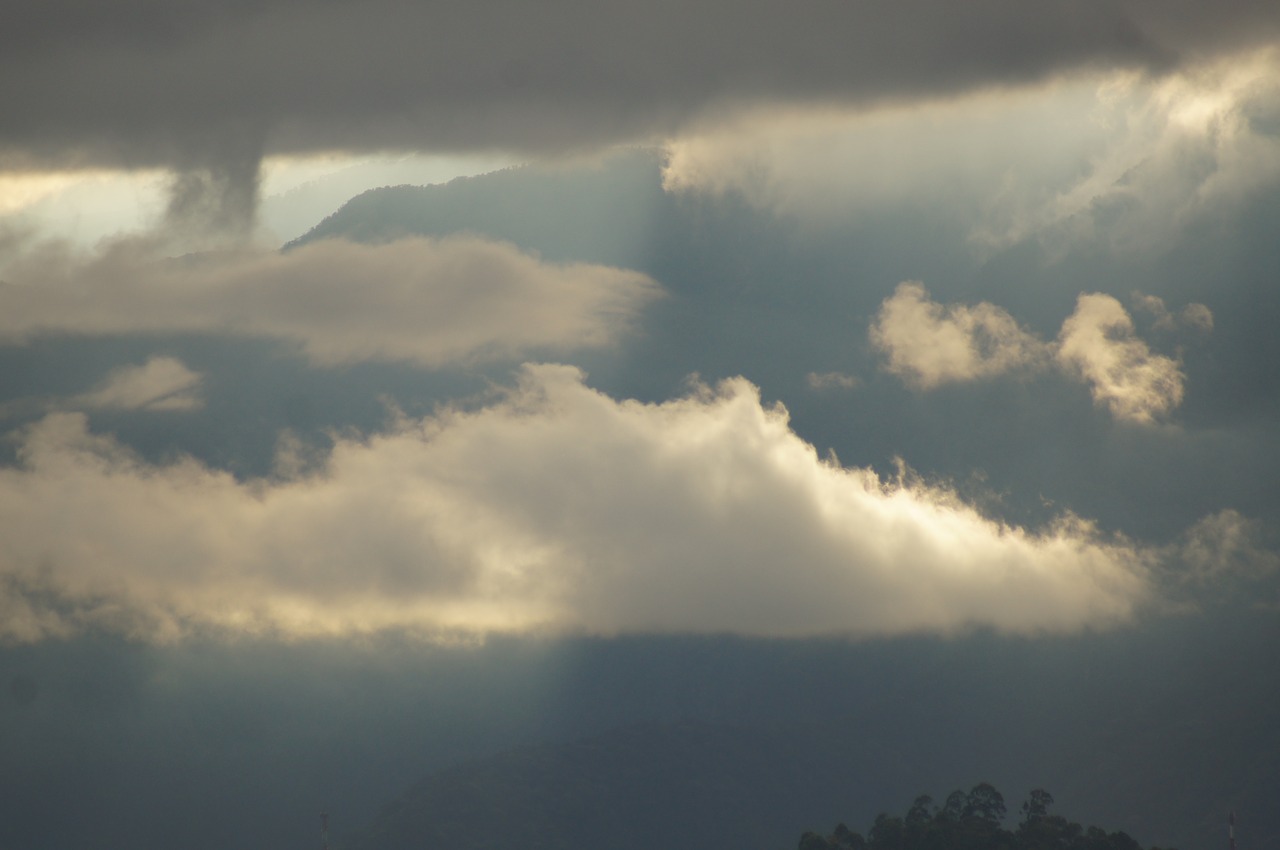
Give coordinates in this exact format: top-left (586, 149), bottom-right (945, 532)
top-left (806, 371), bottom-right (859, 391)
top-left (0, 355), bottom-right (204, 419)
top-left (1151, 509), bottom-right (1280, 611)
top-left (662, 50), bottom-right (1280, 251)
top-left (71, 356), bottom-right (204, 412)
top-left (0, 366), bottom-right (1153, 643)
top-left (1133, 292), bottom-right (1215, 334)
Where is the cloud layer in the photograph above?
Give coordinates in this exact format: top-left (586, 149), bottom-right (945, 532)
top-left (0, 235), bottom-right (661, 366)
top-left (0, 365), bottom-right (1153, 643)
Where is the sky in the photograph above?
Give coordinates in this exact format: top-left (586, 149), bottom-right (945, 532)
top-left (2, 2), bottom-right (1279, 848)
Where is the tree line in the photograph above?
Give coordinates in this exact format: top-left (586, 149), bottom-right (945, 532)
top-left (797, 784), bottom-right (1177, 850)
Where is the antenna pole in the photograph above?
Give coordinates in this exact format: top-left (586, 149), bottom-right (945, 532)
top-left (322, 809), bottom-right (330, 850)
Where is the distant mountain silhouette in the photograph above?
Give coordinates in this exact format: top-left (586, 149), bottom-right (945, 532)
top-left (287, 150), bottom-right (672, 270)
top-left (284, 148), bottom-right (905, 405)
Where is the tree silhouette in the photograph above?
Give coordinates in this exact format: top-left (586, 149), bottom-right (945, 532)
top-left (796, 786), bottom-right (1174, 850)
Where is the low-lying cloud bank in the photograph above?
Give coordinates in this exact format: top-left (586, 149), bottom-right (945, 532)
top-left (0, 365), bottom-right (1154, 643)
top-left (870, 282), bottom-right (1206, 424)
top-left (0, 235), bottom-right (661, 366)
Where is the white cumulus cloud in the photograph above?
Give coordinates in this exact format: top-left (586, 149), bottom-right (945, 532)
top-left (0, 365), bottom-right (1153, 643)
top-left (870, 284), bottom-right (1206, 425)
top-left (1056, 293), bottom-right (1186, 424)
top-left (869, 281), bottom-right (1050, 389)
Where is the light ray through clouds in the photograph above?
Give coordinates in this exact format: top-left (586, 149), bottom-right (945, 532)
top-left (0, 366), bottom-right (1153, 643)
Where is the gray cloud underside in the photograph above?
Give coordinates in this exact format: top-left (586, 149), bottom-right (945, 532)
top-left (0, 365), bottom-right (1154, 643)
top-left (4, 0), bottom-right (1280, 168)
top-left (0, 235), bottom-right (661, 366)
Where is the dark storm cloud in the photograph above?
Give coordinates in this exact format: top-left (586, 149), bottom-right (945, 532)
top-left (3, 0), bottom-right (1279, 170)
top-left (162, 123), bottom-right (266, 241)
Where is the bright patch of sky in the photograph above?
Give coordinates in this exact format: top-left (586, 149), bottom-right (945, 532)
top-left (0, 152), bottom-right (517, 248)
top-left (257, 152), bottom-right (518, 243)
